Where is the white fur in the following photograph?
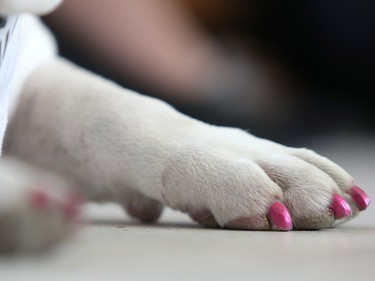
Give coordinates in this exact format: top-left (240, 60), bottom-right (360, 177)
top-left (0, 0), bottom-right (62, 15)
top-left (5, 58), bottom-right (355, 227)
top-left (0, 0), bottom-right (362, 252)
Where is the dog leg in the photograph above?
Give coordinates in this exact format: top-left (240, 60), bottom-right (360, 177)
top-left (5, 58), bottom-right (370, 231)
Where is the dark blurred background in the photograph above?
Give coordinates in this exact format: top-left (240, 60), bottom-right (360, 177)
top-left (43, 0), bottom-right (375, 145)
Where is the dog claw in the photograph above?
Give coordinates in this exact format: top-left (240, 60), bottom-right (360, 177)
top-left (348, 186), bottom-right (371, 211)
top-left (268, 202), bottom-right (292, 231)
top-left (330, 193), bottom-right (352, 219)
top-left (61, 195), bottom-right (81, 219)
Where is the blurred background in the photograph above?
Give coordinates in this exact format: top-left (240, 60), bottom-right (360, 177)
top-left (43, 0), bottom-right (375, 145)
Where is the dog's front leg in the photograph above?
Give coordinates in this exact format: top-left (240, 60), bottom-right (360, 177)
top-left (5, 58), bottom-right (197, 222)
top-left (5, 58), bottom-right (370, 231)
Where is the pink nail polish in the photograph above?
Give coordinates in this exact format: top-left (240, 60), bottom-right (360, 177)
top-left (30, 189), bottom-right (50, 209)
top-left (330, 193), bottom-right (352, 219)
top-left (62, 200), bottom-right (79, 219)
top-left (268, 202), bottom-right (292, 231)
top-left (349, 186), bottom-right (371, 211)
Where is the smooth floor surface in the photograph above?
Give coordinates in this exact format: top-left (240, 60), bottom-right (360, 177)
top-left (1, 134), bottom-right (374, 281)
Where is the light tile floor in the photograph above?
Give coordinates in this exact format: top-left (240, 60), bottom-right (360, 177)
top-left (1, 134), bottom-right (374, 281)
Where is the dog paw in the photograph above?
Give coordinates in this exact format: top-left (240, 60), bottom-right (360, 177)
top-left (161, 127), bottom-right (370, 230)
top-left (0, 158), bottom-right (81, 253)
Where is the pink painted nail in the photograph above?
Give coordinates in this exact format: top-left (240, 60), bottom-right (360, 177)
top-left (30, 189), bottom-right (50, 209)
top-left (349, 186), bottom-right (371, 211)
top-left (268, 202), bottom-right (292, 231)
top-left (330, 193), bottom-right (352, 219)
top-left (61, 194), bottom-right (83, 219)
top-left (62, 200), bottom-right (79, 219)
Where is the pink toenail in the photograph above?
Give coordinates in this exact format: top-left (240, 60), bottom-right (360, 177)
top-left (62, 194), bottom-right (82, 219)
top-left (30, 189), bottom-right (50, 209)
top-left (349, 186), bottom-right (371, 211)
top-left (330, 193), bottom-right (352, 219)
top-left (268, 202), bottom-right (292, 231)
top-left (63, 202), bottom-right (79, 219)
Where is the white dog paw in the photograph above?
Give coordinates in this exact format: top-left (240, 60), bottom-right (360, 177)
top-left (0, 158), bottom-right (81, 253)
top-left (161, 128), bottom-right (370, 230)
